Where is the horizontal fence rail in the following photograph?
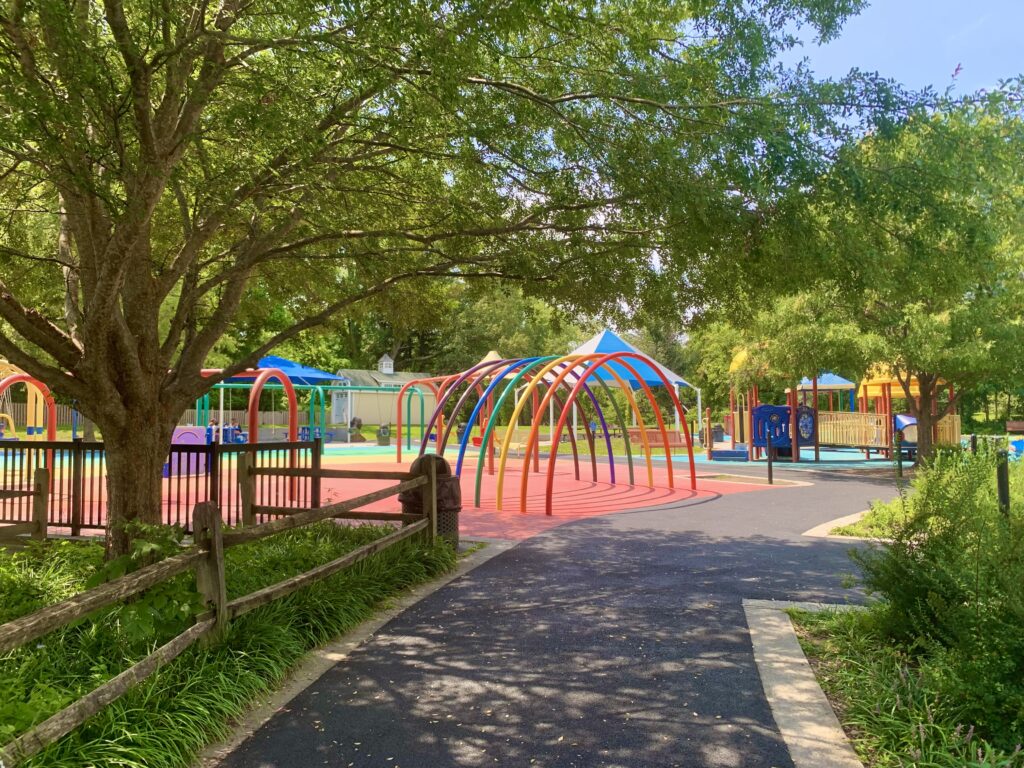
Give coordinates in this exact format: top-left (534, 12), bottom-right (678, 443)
top-left (0, 459), bottom-right (440, 767)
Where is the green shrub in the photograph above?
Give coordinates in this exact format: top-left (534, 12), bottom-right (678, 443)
top-left (794, 608), bottom-right (1024, 768)
top-left (0, 523), bottom-right (456, 766)
top-left (832, 494), bottom-right (908, 538)
top-left (852, 449), bottom-right (1024, 749)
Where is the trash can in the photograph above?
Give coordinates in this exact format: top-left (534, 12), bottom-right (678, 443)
top-left (376, 424), bottom-right (391, 446)
top-left (712, 425), bottom-right (724, 443)
top-left (399, 454), bottom-right (460, 548)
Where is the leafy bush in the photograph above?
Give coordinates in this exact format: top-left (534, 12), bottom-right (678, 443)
top-left (0, 523), bottom-right (456, 765)
top-left (832, 494), bottom-right (907, 538)
top-left (794, 608), bottom-right (1024, 768)
top-left (852, 448), bottom-right (1024, 750)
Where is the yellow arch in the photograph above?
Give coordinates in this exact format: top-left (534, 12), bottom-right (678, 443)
top-left (495, 354), bottom-right (655, 510)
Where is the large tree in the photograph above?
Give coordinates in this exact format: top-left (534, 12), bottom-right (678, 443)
top-left (740, 98), bottom-right (1024, 460)
top-left (0, 0), bottom-right (901, 551)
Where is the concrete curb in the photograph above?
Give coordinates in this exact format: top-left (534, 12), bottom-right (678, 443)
top-left (743, 599), bottom-right (864, 768)
top-left (801, 510), bottom-right (871, 541)
top-left (194, 537), bottom-right (517, 768)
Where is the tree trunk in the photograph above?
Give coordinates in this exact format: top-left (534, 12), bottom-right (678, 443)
top-left (102, 419), bottom-right (176, 558)
top-left (914, 382), bottom-right (935, 465)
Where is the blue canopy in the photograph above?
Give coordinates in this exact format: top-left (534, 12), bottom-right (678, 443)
top-left (225, 356), bottom-right (345, 387)
top-left (569, 330), bottom-right (696, 391)
top-left (796, 373), bottom-right (855, 391)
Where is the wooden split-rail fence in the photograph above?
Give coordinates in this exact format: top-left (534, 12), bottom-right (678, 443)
top-left (0, 460), bottom-right (440, 767)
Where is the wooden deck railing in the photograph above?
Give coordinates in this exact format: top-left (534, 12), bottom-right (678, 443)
top-left (0, 468), bottom-right (49, 545)
top-left (0, 461), bottom-right (439, 767)
top-left (817, 412), bottom-right (888, 448)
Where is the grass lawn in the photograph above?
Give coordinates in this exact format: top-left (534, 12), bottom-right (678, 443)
top-left (0, 524), bottom-right (455, 767)
top-left (792, 608), bottom-right (1024, 768)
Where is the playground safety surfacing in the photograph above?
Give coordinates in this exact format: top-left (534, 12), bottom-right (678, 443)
top-left (320, 451), bottom-right (774, 540)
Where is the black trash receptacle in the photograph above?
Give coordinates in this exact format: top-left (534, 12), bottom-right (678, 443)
top-left (399, 454), bottom-right (460, 548)
top-left (712, 425), bottom-right (724, 443)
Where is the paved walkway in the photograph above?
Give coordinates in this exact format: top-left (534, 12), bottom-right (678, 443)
top-left (218, 469), bottom-right (897, 768)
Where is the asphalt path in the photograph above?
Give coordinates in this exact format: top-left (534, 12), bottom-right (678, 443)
top-left (218, 469), bottom-right (900, 768)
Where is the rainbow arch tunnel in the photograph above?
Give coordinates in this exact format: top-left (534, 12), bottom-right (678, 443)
top-left (412, 353), bottom-right (696, 515)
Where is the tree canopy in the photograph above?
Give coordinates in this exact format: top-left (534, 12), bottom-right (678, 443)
top-left (0, 0), bottom-right (915, 547)
top-left (700, 96), bottom-right (1024, 457)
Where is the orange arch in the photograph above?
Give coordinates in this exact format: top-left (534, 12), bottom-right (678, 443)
top-left (0, 374), bottom-right (57, 441)
top-left (496, 354), bottom-right (656, 511)
top-left (541, 352), bottom-right (696, 515)
top-left (517, 355), bottom-right (659, 511)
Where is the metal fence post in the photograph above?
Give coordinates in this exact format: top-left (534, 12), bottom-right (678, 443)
top-left (997, 450), bottom-right (1011, 517)
top-left (208, 442), bottom-right (222, 513)
top-left (766, 430), bottom-right (773, 485)
top-left (71, 438), bottom-right (84, 536)
top-left (192, 502), bottom-right (228, 644)
top-left (311, 437), bottom-right (322, 509)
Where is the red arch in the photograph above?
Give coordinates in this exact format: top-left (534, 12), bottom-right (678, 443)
top-left (542, 352), bottom-right (696, 514)
top-left (396, 377), bottom-right (442, 463)
top-left (245, 368), bottom-right (298, 443)
top-left (0, 374), bottom-right (57, 441)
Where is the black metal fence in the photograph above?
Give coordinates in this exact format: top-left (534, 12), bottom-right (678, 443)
top-left (0, 439), bottom-right (319, 534)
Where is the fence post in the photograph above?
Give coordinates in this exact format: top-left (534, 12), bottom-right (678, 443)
top-left (192, 502), bottom-right (228, 644)
top-left (765, 430), bottom-right (773, 485)
top-left (71, 438), bottom-right (84, 536)
top-left (311, 437), bottom-right (322, 509)
top-left (238, 452), bottom-right (256, 526)
top-left (997, 450), bottom-right (1011, 517)
top-left (32, 467), bottom-right (49, 540)
top-left (970, 433), bottom-right (978, 455)
top-left (419, 459), bottom-right (438, 544)
top-left (894, 432), bottom-right (903, 479)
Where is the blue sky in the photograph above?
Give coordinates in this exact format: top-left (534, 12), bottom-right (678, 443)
top-left (781, 1), bottom-right (1024, 95)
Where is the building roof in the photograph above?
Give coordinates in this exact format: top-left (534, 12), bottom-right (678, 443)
top-left (335, 368), bottom-right (432, 388)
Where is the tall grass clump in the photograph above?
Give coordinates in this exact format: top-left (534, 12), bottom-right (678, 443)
top-left (0, 523), bottom-right (455, 767)
top-left (852, 447), bottom-right (1024, 752)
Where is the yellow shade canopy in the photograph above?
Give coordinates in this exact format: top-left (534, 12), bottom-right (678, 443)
top-left (475, 350), bottom-right (503, 368)
top-left (857, 366), bottom-right (943, 401)
top-left (728, 348), bottom-right (749, 374)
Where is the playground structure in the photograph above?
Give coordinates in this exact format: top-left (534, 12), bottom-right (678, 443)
top-left (194, 355), bottom-right (430, 445)
top-left (396, 344), bottom-right (698, 516)
top-left (0, 362), bottom-right (57, 442)
top-left (714, 356), bottom-right (962, 463)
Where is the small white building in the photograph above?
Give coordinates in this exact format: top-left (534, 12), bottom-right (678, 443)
top-left (330, 359), bottom-right (435, 432)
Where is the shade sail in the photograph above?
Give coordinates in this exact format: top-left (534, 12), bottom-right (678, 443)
top-left (226, 356), bottom-right (346, 386)
top-left (796, 373), bottom-right (856, 391)
top-left (568, 330), bottom-right (695, 391)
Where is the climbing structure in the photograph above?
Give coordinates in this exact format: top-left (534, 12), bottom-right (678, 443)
top-left (400, 352), bottom-right (696, 516)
